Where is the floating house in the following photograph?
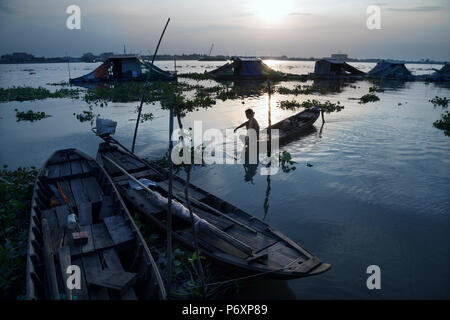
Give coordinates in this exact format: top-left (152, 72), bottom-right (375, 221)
top-left (208, 57), bottom-right (286, 80)
top-left (427, 63), bottom-right (450, 82)
top-left (312, 59), bottom-right (365, 78)
top-left (69, 54), bottom-right (176, 84)
top-left (367, 60), bottom-right (413, 80)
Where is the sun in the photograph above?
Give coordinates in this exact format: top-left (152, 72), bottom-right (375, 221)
top-left (248, 0), bottom-right (295, 25)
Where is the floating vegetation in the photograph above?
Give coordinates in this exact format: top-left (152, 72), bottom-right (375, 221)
top-left (279, 151), bottom-right (296, 173)
top-left (429, 96), bottom-right (449, 108)
top-left (359, 93), bottom-right (380, 104)
top-left (139, 112), bottom-right (154, 123)
top-left (300, 99), bottom-right (344, 113)
top-left (369, 86), bottom-right (385, 93)
top-left (278, 100), bottom-right (302, 110)
top-left (47, 81), bottom-right (70, 87)
top-left (73, 110), bottom-right (98, 123)
top-left (178, 72), bottom-right (212, 80)
top-left (0, 86), bottom-right (82, 102)
top-left (277, 84), bottom-right (325, 95)
top-left (14, 109), bottom-right (50, 122)
top-left (0, 165), bottom-right (37, 299)
top-left (433, 112), bottom-right (450, 136)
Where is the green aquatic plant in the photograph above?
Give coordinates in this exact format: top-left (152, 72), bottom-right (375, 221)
top-left (278, 100), bottom-right (302, 110)
top-left (73, 110), bottom-right (99, 123)
top-left (0, 86), bottom-right (82, 102)
top-left (279, 151), bottom-right (296, 173)
top-left (277, 84), bottom-right (325, 95)
top-left (433, 111), bottom-right (450, 136)
top-left (359, 93), bottom-right (380, 104)
top-left (0, 165), bottom-right (37, 299)
top-left (300, 99), bottom-right (344, 113)
top-left (178, 72), bottom-right (212, 80)
top-left (14, 109), bottom-right (50, 122)
top-left (369, 86), bottom-right (385, 93)
top-left (429, 96), bottom-right (449, 108)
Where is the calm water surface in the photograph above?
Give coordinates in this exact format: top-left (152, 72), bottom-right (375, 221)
top-left (0, 61), bottom-right (449, 299)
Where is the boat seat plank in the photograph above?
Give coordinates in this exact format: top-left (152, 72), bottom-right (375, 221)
top-left (91, 222), bottom-right (114, 250)
top-left (99, 196), bottom-right (115, 220)
top-left (80, 159), bottom-right (92, 174)
top-left (70, 160), bottom-right (83, 175)
top-left (65, 225), bottom-right (95, 256)
top-left (60, 161), bottom-right (72, 178)
top-left (85, 269), bottom-right (138, 292)
top-left (78, 202), bottom-right (93, 226)
top-left (103, 215), bottom-right (134, 246)
top-left (102, 248), bottom-right (138, 299)
top-left (81, 176), bottom-right (103, 203)
top-left (69, 178), bottom-right (90, 208)
top-left (82, 253), bottom-right (110, 300)
top-left (47, 164), bottom-right (61, 179)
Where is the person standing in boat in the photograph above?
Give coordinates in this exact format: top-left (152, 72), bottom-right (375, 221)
top-left (234, 108), bottom-right (260, 163)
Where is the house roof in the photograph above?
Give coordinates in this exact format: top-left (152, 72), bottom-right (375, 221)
top-left (108, 54), bottom-right (141, 60)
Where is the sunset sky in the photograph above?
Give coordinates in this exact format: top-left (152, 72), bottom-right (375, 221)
top-left (0, 0), bottom-right (449, 60)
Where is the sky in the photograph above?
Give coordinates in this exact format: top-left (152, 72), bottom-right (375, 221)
top-left (0, 0), bottom-right (449, 60)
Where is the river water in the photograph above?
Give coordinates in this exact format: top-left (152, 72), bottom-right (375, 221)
top-left (0, 61), bottom-right (449, 299)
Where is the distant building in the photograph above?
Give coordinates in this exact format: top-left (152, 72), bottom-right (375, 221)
top-left (330, 54), bottom-right (348, 62)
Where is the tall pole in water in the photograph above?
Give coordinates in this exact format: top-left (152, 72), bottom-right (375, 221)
top-left (66, 51), bottom-right (71, 80)
top-left (166, 104), bottom-right (174, 297)
top-left (131, 18), bottom-right (171, 153)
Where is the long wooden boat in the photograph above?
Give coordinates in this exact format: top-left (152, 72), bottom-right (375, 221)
top-left (96, 140), bottom-right (331, 279)
top-left (268, 107), bottom-right (321, 145)
top-left (26, 148), bottom-right (166, 300)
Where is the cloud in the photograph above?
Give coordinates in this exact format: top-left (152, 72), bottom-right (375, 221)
top-left (288, 12), bottom-right (311, 16)
top-left (385, 6), bottom-right (446, 12)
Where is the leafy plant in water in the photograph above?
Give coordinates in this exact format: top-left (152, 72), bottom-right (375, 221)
top-left (433, 111), bottom-right (450, 136)
top-left (0, 165), bottom-right (37, 299)
top-left (369, 86), bottom-right (385, 93)
top-left (15, 109), bottom-right (50, 122)
top-left (359, 93), bottom-right (380, 104)
top-left (429, 96), bottom-right (449, 108)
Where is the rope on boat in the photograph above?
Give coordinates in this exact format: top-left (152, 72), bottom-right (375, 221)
top-left (178, 257), bottom-right (303, 291)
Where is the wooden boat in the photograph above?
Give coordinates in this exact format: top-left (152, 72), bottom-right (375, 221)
top-left (26, 148), bottom-right (166, 300)
top-left (268, 107), bottom-right (321, 145)
top-left (96, 140), bottom-right (331, 279)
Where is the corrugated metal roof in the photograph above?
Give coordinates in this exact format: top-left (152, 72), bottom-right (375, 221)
top-left (108, 54), bottom-right (141, 60)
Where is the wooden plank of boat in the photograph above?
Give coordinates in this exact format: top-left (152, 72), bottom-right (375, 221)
top-left (58, 246), bottom-right (72, 300)
top-left (26, 148), bottom-right (166, 300)
top-left (102, 248), bottom-right (138, 300)
top-left (97, 142), bottom-right (331, 279)
top-left (91, 222), bottom-right (114, 250)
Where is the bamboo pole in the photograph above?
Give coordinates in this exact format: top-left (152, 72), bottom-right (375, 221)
top-left (42, 219), bottom-right (60, 300)
top-left (166, 105), bottom-right (174, 297)
top-left (132, 18), bottom-right (171, 153)
top-left (175, 109), bottom-right (206, 298)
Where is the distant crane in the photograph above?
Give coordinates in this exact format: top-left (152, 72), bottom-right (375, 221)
top-left (207, 43), bottom-right (214, 57)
